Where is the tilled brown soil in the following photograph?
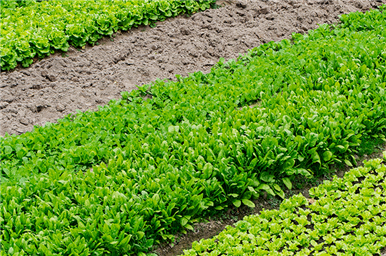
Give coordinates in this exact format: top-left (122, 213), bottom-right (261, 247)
top-left (1, 0), bottom-right (385, 136)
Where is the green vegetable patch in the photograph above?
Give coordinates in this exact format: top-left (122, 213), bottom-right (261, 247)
top-left (0, 0), bottom-right (216, 71)
top-left (183, 153), bottom-right (386, 256)
top-left (1, 5), bottom-right (386, 256)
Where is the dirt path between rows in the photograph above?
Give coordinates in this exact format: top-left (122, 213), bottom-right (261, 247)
top-left (1, 0), bottom-right (385, 136)
top-left (154, 143), bottom-right (386, 255)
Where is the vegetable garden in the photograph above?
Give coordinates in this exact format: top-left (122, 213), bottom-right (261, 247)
top-left (1, 0), bottom-right (386, 255)
top-left (0, 0), bottom-right (215, 70)
top-left (184, 156), bottom-right (386, 255)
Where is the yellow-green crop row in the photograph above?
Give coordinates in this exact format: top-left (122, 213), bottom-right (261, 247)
top-left (183, 153), bottom-right (386, 256)
top-left (0, 0), bottom-right (216, 71)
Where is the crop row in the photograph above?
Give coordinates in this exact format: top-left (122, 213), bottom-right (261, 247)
top-left (0, 0), bottom-right (216, 71)
top-left (0, 0), bottom-right (46, 8)
top-left (183, 154), bottom-right (386, 255)
top-left (1, 6), bottom-right (386, 255)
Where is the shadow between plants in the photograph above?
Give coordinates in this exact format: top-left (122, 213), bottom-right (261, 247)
top-left (153, 142), bottom-right (386, 256)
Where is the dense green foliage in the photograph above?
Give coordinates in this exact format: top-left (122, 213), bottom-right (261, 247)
top-left (0, 0), bottom-right (215, 71)
top-left (1, 5), bottom-right (386, 256)
top-left (183, 154), bottom-right (386, 255)
top-left (0, 0), bottom-right (48, 8)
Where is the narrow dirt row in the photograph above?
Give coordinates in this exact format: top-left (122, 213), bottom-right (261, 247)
top-left (154, 142), bottom-right (386, 256)
top-left (1, 0), bottom-right (385, 136)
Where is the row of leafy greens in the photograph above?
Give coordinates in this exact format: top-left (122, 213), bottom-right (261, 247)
top-left (1, 5), bottom-right (386, 256)
top-left (0, 0), bottom-right (216, 71)
top-left (0, 0), bottom-right (49, 8)
top-left (183, 154), bottom-right (386, 255)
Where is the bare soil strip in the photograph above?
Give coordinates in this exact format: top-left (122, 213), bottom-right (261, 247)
top-left (1, 0), bottom-right (385, 136)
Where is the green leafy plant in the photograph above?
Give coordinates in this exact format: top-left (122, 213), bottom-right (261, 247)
top-left (182, 156), bottom-right (386, 255)
top-left (1, 5), bottom-right (386, 255)
top-left (0, 0), bottom-right (216, 71)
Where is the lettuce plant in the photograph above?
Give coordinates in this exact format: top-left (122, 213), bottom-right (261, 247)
top-left (0, 0), bottom-right (216, 71)
top-left (183, 155), bottom-right (386, 255)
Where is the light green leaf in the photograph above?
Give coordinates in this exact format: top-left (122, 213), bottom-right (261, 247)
top-left (4, 146), bottom-right (12, 155)
top-left (181, 217), bottom-right (189, 227)
top-left (233, 200), bottom-right (241, 208)
top-left (185, 224), bottom-right (194, 231)
top-left (242, 199), bottom-right (255, 208)
top-left (273, 184), bottom-right (282, 192)
top-left (312, 152), bottom-right (321, 165)
top-left (296, 168), bottom-right (312, 178)
top-left (257, 184), bottom-right (275, 196)
top-left (260, 172), bottom-right (275, 183)
top-left (282, 177), bottom-right (292, 190)
top-left (249, 158), bottom-right (258, 168)
top-left (322, 151), bottom-right (333, 161)
top-left (344, 159), bottom-right (353, 167)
